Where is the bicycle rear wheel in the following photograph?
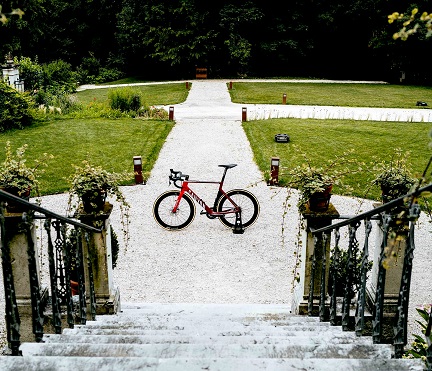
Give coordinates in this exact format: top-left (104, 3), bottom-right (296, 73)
top-left (217, 189), bottom-right (259, 229)
top-left (153, 191), bottom-right (195, 230)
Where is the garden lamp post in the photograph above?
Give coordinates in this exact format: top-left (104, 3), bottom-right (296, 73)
top-left (133, 156), bottom-right (143, 184)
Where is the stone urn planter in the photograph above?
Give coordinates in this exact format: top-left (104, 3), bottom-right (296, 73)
top-left (308, 184), bottom-right (333, 212)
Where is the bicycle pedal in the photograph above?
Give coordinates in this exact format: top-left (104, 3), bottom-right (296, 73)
top-left (199, 211), bottom-right (207, 215)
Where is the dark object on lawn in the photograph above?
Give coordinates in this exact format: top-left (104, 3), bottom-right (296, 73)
top-left (275, 133), bottom-right (290, 143)
top-left (416, 101), bottom-right (428, 106)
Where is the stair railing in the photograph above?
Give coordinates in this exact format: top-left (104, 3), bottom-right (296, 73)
top-left (0, 189), bottom-right (100, 356)
top-left (307, 183), bottom-right (432, 360)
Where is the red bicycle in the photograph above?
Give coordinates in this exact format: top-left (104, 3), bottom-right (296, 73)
top-left (153, 164), bottom-right (260, 233)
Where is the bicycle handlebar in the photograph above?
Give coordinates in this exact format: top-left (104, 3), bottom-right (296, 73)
top-left (169, 169), bottom-right (189, 188)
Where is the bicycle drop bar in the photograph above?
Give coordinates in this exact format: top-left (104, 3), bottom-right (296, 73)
top-left (169, 169), bottom-right (189, 188)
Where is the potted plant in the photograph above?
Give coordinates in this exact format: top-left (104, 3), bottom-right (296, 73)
top-left (371, 149), bottom-right (417, 204)
top-left (282, 147), bottom-right (360, 212)
top-left (67, 159), bottom-right (132, 249)
top-left (68, 159), bottom-right (131, 215)
top-left (0, 141), bottom-right (52, 211)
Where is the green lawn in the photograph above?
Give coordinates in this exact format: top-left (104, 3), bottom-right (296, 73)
top-left (229, 82), bottom-right (432, 108)
top-left (0, 83), bottom-right (190, 196)
top-left (76, 83), bottom-right (190, 106)
top-left (0, 118), bottom-right (174, 195)
top-left (243, 118), bottom-right (432, 200)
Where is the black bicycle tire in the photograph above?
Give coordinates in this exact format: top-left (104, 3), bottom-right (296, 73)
top-left (153, 191), bottom-right (195, 230)
top-left (217, 189), bottom-right (259, 229)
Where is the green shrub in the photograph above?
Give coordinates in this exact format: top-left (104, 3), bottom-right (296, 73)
top-left (42, 60), bottom-right (78, 94)
top-left (67, 101), bottom-right (126, 119)
top-left (329, 246), bottom-right (372, 298)
top-left (108, 87), bottom-right (145, 115)
top-left (95, 68), bottom-right (125, 83)
top-left (17, 56), bottom-right (43, 92)
top-left (77, 54), bottom-right (125, 84)
top-left (0, 81), bottom-right (39, 131)
top-left (35, 90), bottom-right (82, 115)
top-left (139, 106), bottom-right (169, 120)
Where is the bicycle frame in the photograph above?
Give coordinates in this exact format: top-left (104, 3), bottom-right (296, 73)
top-left (172, 174), bottom-right (239, 217)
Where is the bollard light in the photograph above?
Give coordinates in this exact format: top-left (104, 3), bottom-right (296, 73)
top-left (133, 156), bottom-right (144, 184)
top-left (242, 107), bottom-right (247, 122)
top-left (269, 157), bottom-right (280, 186)
top-left (186, 81), bottom-right (189, 90)
top-left (283, 93), bottom-right (287, 105)
top-left (169, 106), bottom-right (174, 120)
top-left (229, 81), bottom-right (233, 90)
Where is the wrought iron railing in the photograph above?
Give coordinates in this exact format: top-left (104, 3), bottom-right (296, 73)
top-left (308, 183), bottom-right (432, 369)
top-left (0, 189), bottom-right (101, 356)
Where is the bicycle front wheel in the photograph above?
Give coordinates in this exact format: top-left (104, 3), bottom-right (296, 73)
top-left (153, 191), bottom-right (196, 230)
top-left (217, 189), bottom-right (260, 229)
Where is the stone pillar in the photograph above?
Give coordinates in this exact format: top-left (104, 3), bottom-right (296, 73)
top-left (78, 203), bottom-right (120, 316)
top-left (366, 212), bottom-right (409, 342)
top-left (4, 213), bottom-right (48, 342)
top-left (1, 54), bottom-right (22, 91)
top-left (292, 204), bottom-right (339, 316)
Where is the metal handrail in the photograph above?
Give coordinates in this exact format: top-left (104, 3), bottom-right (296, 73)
top-left (0, 189), bottom-right (101, 232)
top-left (0, 189), bottom-right (101, 354)
top-left (310, 183), bottom-right (432, 235)
top-left (304, 182), bottom-right (431, 362)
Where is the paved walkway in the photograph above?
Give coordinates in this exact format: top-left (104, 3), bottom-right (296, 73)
top-left (113, 80), bottom-right (297, 304)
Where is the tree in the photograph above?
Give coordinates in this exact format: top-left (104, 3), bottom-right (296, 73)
top-left (389, 7), bottom-right (432, 40)
top-left (116, 0), bottom-right (216, 77)
top-left (0, 5), bottom-right (23, 24)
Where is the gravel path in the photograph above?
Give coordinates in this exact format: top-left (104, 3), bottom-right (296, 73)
top-left (1, 80), bottom-right (431, 350)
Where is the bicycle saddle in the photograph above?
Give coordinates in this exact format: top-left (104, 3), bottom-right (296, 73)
top-left (218, 164), bottom-right (237, 169)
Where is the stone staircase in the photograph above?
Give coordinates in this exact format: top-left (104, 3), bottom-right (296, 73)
top-left (0, 303), bottom-right (425, 370)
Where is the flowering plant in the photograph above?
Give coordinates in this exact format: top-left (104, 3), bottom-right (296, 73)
top-left (403, 304), bottom-right (432, 366)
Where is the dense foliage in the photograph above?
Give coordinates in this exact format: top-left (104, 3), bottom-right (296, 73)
top-left (1, 0), bottom-right (431, 83)
top-left (0, 81), bottom-right (39, 131)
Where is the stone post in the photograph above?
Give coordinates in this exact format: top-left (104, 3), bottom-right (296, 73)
top-left (1, 54), bottom-right (22, 91)
top-left (292, 204), bottom-right (339, 316)
top-left (366, 211), bottom-right (409, 342)
top-left (4, 213), bottom-right (48, 342)
top-left (78, 203), bottom-right (120, 316)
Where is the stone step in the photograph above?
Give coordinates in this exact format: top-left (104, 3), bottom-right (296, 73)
top-left (119, 302), bottom-right (292, 314)
top-left (42, 332), bottom-right (375, 345)
top-left (96, 315), bottom-right (325, 328)
top-left (61, 325), bottom-right (353, 336)
top-left (2, 356), bottom-right (423, 371)
top-left (77, 319), bottom-right (331, 331)
top-left (20, 342), bottom-right (394, 359)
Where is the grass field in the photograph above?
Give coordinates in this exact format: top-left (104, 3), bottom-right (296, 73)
top-left (229, 82), bottom-right (432, 108)
top-left (243, 118), bottom-right (432, 200)
top-left (0, 83), bottom-right (190, 197)
top-left (76, 83), bottom-right (190, 106)
top-left (0, 119), bottom-right (174, 195)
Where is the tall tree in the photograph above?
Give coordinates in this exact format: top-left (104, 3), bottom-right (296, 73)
top-left (116, 0), bottom-right (216, 77)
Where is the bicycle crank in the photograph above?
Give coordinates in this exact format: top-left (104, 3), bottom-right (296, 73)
top-left (200, 210), bottom-right (217, 219)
